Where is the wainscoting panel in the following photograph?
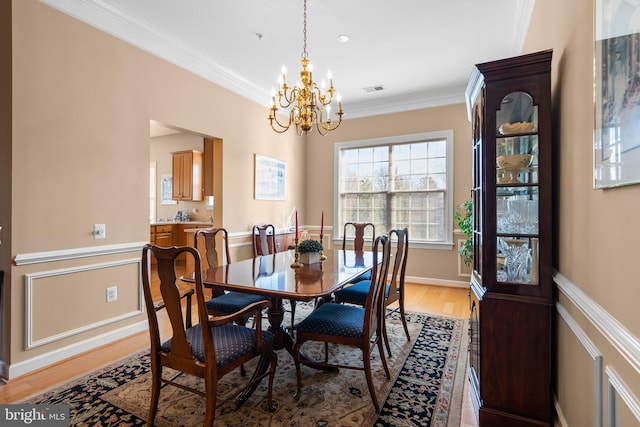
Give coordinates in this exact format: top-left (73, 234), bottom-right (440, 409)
top-left (25, 258), bottom-right (143, 349)
top-left (606, 366), bottom-right (640, 427)
top-left (556, 302), bottom-right (603, 427)
top-left (554, 270), bottom-right (640, 427)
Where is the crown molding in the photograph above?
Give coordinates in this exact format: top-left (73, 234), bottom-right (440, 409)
top-left (42, 0), bottom-right (532, 119)
top-left (42, 0), bottom-right (269, 105)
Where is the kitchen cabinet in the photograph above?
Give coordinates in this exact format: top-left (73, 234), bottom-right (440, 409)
top-left (465, 50), bottom-right (553, 426)
top-left (172, 150), bottom-right (203, 201)
top-left (149, 224), bottom-right (174, 264)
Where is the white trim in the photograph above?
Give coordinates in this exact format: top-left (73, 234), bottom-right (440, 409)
top-left (41, 0), bottom-right (267, 106)
top-left (556, 302), bottom-right (603, 427)
top-left (554, 270), bottom-right (640, 375)
top-left (406, 275), bottom-right (469, 289)
top-left (509, 0), bottom-right (536, 55)
top-left (554, 394), bottom-right (569, 427)
top-left (24, 258), bottom-right (143, 349)
top-left (14, 242), bottom-right (147, 265)
top-left (6, 320), bottom-right (148, 379)
top-left (605, 366), bottom-right (640, 425)
top-left (38, 0), bottom-right (469, 119)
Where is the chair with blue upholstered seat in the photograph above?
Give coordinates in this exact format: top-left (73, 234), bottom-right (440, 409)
top-left (195, 227), bottom-right (268, 321)
top-left (141, 244), bottom-right (277, 427)
top-left (292, 234), bottom-right (392, 413)
top-left (333, 222), bottom-right (375, 302)
top-left (333, 228), bottom-right (410, 357)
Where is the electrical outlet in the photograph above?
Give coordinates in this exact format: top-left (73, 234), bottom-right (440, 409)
top-left (106, 286), bottom-right (117, 303)
top-left (94, 224), bottom-right (106, 240)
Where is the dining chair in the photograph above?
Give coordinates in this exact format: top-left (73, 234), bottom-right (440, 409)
top-left (292, 234), bottom-right (392, 413)
top-left (253, 224), bottom-right (276, 256)
top-left (141, 244), bottom-right (277, 427)
top-left (195, 228), bottom-right (268, 323)
top-left (344, 222), bottom-right (375, 282)
top-left (335, 228), bottom-right (411, 356)
top-left (252, 223), bottom-right (299, 336)
top-left (333, 222), bottom-right (376, 303)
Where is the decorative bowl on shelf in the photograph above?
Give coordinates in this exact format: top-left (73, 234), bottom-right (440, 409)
top-left (496, 154), bottom-right (533, 170)
top-left (498, 121), bottom-right (537, 135)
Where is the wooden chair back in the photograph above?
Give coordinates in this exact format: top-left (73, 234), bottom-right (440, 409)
top-left (364, 234), bottom-right (392, 342)
top-left (142, 244), bottom-right (205, 379)
top-left (253, 224), bottom-right (276, 256)
top-left (385, 228), bottom-right (409, 307)
top-left (342, 222), bottom-right (375, 251)
top-left (194, 227), bottom-right (230, 268)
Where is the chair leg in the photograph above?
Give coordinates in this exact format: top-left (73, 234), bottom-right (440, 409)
top-left (265, 350), bottom-right (278, 412)
top-left (377, 331), bottom-right (391, 380)
top-left (148, 361), bottom-right (161, 426)
top-left (399, 302), bottom-right (410, 341)
top-left (362, 347), bottom-right (380, 413)
top-left (382, 315), bottom-right (392, 358)
top-left (203, 376), bottom-right (217, 427)
top-left (290, 299), bottom-right (296, 337)
top-left (292, 341), bottom-right (303, 400)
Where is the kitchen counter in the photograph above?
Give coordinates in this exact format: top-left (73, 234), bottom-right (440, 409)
top-left (150, 220), bottom-right (213, 226)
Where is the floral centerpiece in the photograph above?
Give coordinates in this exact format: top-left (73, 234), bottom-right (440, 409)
top-left (298, 239), bottom-right (323, 264)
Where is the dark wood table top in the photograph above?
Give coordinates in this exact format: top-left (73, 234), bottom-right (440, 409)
top-left (198, 249), bottom-right (374, 301)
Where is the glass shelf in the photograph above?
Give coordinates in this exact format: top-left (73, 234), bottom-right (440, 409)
top-left (496, 236), bottom-right (539, 285)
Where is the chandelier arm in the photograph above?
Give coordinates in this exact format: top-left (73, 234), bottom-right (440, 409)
top-left (270, 109), bottom-right (296, 133)
top-left (279, 86), bottom-right (300, 108)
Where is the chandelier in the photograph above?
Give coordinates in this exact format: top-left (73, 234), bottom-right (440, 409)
top-left (268, 0), bottom-right (343, 136)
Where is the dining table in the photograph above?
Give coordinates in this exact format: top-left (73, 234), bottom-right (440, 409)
top-left (181, 248), bottom-right (375, 403)
top-left (189, 248), bottom-right (375, 351)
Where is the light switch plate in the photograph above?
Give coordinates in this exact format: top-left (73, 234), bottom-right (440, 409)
top-left (94, 224), bottom-right (106, 240)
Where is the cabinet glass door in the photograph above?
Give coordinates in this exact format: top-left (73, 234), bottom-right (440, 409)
top-left (495, 91), bottom-right (540, 285)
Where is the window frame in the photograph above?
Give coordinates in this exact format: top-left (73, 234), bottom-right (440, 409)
top-left (333, 130), bottom-right (454, 250)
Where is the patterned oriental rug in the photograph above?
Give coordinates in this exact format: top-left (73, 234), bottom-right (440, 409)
top-left (24, 308), bottom-right (467, 426)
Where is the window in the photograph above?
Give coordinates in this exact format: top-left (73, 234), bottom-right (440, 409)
top-left (334, 131), bottom-right (454, 248)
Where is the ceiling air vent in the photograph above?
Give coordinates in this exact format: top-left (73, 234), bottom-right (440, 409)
top-left (364, 85), bottom-right (384, 93)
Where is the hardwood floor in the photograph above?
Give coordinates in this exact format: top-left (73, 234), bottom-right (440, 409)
top-left (0, 267), bottom-right (478, 426)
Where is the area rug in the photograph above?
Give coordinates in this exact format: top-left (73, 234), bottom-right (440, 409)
top-left (23, 307), bottom-right (467, 426)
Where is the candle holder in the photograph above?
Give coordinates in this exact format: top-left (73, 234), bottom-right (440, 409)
top-left (291, 238), bottom-right (303, 268)
top-left (319, 234), bottom-right (327, 260)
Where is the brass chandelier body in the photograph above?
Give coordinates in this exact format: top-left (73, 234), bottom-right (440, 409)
top-left (269, 0), bottom-right (343, 136)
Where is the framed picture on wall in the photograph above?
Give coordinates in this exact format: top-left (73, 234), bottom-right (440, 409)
top-left (594, 0), bottom-right (640, 188)
top-left (254, 154), bottom-right (286, 200)
top-left (161, 174), bottom-right (177, 204)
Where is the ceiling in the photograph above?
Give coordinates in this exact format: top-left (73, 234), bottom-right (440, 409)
top-left (43, 0), bottom-right (535, 121)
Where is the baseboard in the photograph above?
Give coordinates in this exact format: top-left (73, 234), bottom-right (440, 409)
top-left (406, 275), bottom-right (469, 288)
top-left (5, 320), bottom-right (148, 380)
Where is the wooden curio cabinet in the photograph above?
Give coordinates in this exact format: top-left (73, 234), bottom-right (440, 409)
top-left (465, 50), bottom-right (553, 427)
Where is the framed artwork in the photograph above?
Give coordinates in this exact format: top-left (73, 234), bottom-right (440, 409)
top-left (594, 0), bottom-right (640, 188)
top-left (161, 174), bottom-right (177, 204)
top-left (254, 154), bottom-right (286, 200)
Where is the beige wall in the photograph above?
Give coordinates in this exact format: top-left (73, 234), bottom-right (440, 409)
top-left (5, 0), bottom-right (302, 375)
top-left (306, 104), bottom-right (472, 283)
top-left (525, 0), bottom-right (640, 425)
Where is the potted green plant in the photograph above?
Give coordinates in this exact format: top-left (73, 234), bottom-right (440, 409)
top-left (454, 199), bottom-right (473, 267)
top-left (298, 239), bottom-right (323, 264)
